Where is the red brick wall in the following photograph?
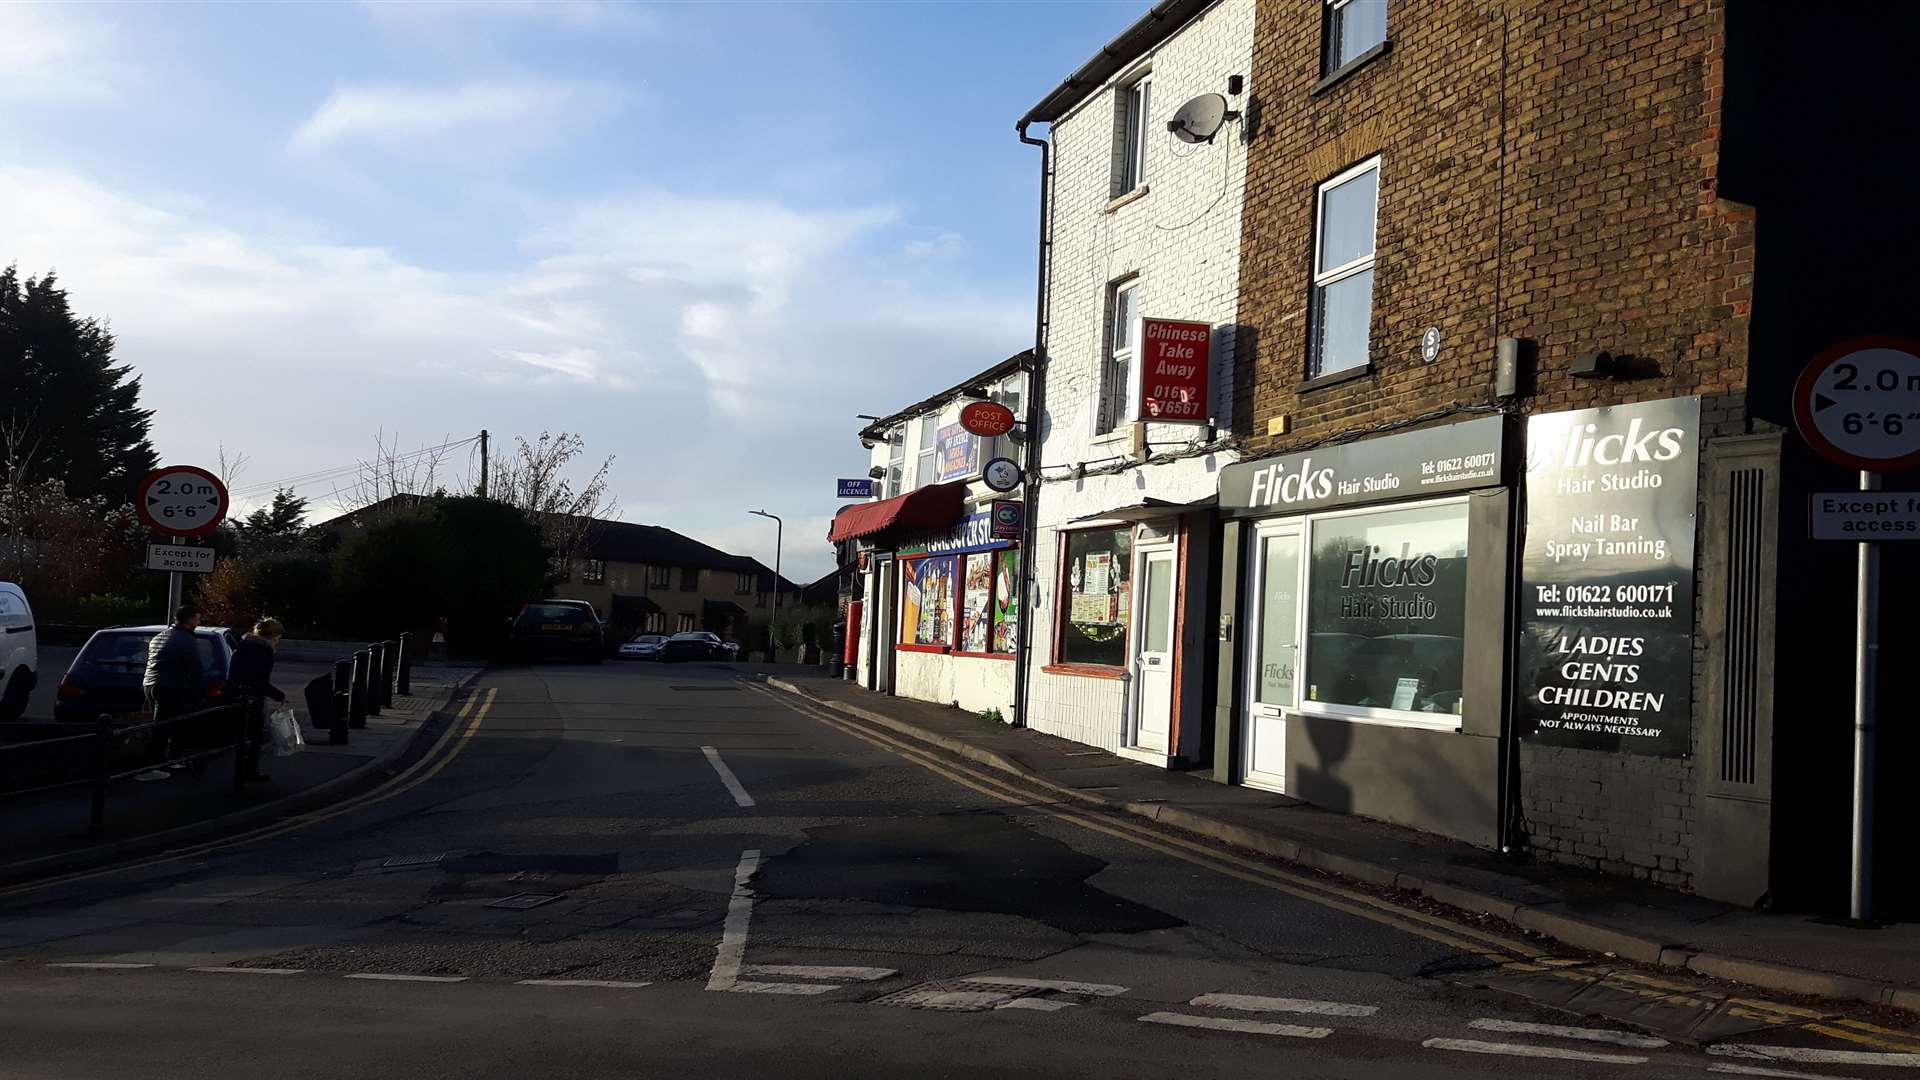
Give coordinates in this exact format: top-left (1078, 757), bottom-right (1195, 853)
top-left (1234, 0), bottom-right (1757, 890)
top-left (1234, 0), bottom-right (1752, 452)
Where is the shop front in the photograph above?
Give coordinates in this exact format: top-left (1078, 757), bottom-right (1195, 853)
top-left (1214, 416), bottom-right (1514, 846)
top-left (886, 507), bottom-right (1023, 715)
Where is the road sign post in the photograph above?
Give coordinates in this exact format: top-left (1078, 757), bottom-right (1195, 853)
top-left (134, 466), bottom-right (230, 623)
top-left (1791, 338), bottom-right (1920, 923)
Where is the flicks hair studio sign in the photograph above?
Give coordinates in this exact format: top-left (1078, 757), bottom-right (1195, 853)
top-left (1518, 396), bottom-right (1699, 758)
top-left (1134, 318), bottom-right (1211, 424)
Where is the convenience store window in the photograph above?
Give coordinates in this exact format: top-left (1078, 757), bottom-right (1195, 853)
top-left (899, 547), bottom-right (1019, 657)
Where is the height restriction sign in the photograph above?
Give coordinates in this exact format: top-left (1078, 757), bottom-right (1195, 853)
top-left (135, 465), bottom-right (229, 536)
top-left (1792, 337), bottom-right (1920, 472)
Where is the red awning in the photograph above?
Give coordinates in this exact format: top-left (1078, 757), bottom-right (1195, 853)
top-left (828, 482), bottom-right (969, 544)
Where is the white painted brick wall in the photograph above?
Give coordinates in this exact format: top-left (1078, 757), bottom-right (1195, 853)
top-left (1025, 0), bottom-right (1253, 750)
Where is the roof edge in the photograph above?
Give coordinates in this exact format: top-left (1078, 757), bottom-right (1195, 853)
top-left (858, 350), bottom-right (1031, 440)
top-left (1017, 0), bottom-right (1215, 128)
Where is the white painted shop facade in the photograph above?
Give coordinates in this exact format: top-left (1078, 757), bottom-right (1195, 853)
top-left (840, 356), bottom-right (1029, 719)
top-left (1017, 0), bottom-right (1252, 765)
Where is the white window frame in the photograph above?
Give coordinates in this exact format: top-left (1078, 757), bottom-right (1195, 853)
top-left (1309, 156), bottom-right (1381, 379)
top-left (583, 558), bottom-right (606, 585)
top-left (1252, 494), bottom-right (1469, 734)
top-left (885, 427), bottom-right (906, 497)
top-left (988, 372), bottom-right (1024, 464)
top-left (1117, 75), bottom-right (1151, 195)
top-left (1325, 0), bottom-right (1388, 76)
top-left (915, 417), bottom-right (939, 489)
top-left (1099, 278), bottom-right (1140, 435)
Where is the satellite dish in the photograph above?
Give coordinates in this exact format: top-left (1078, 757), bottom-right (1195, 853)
top-left (1167, 93), bottom-right (1235, 144)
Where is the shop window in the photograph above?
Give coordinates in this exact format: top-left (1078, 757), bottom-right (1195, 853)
top-left (991, 548), bottom-right (1020, 654)
top-left (1309, 158), bottom-right (1379, 379)
top-left (1057, 527), bottom-right (1132, 667)
top-left (644, 612), bottom-right (666, 633)
top-left (584, 559), bottom-right (606, 585)
top-left (900, 556), bottom-right (956, 648)
top-left (1099, 279), bottom-right (1139, 434)
top-left (676, 613), bottom-right (696, 633)
top-left (1303, 500), bottom-right (1468, 719)
top-left (1323, 0), bottom-right (1388, 78)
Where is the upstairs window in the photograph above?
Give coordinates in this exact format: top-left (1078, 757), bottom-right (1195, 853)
top-left (915, 418), bottom-right (938, 489)
top-left (1115, 76), bottom-right (1151, 196)
top-left (1324, 0), bottom-right (1388, 76)
top-left (1309, 158), bottom-right (1380, 379)
top-left (988, 372), bottom-right (1024, 465)
top-left (648, 564), bottom-right (672, 588)
top-left (885, 427), bottom-right (906, 497)
top-left (1098, 278), bottom-right (1139, 434)
top-left (681, 567), bottom-right (699, 592)
top-left (736, 571), bottom-right (754, 595)
top-left (583, 559), bottom-right (606, 585)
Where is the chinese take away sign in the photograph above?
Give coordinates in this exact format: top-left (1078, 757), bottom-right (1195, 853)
top-left (1136, 317), bottom-right (1211, 424)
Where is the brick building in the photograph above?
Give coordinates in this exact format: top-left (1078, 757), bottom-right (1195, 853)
top-left (1204, 0), bottom-right (1920, 914)
top-left (549, 520), bottom-right (794, 646)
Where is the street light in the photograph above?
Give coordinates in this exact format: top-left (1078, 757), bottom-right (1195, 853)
top-left (748, 510), bottom-right (783, 615)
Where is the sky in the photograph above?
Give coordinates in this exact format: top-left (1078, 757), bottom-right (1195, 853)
top-left (0, 0), bottom-right (1141, 583)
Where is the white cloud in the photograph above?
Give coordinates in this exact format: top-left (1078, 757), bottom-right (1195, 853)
top-left (0, 4), bottom-right (118, 101)
top-left (905, 230), bottom-right (964, 260)
top-left (495, 346), bottom-right (634, 388)
top-left (290, 79), bottom-right (629, 156)
top-left (0, 163), bottom-right (1024, 581)
top-left (359, 0), bottom-right (658, 39)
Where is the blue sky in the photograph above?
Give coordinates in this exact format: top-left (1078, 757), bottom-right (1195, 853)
top-left (0, 0), bottom-right (1140, 580)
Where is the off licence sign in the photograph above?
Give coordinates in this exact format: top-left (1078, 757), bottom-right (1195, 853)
top-left (1137, 317), bottom-right (1210, 424)
top-left (1792, 338), bottom-right (1920, 472)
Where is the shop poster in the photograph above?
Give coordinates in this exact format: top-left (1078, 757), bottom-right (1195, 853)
top-left (1518, 397), bottom-right (1699, 757)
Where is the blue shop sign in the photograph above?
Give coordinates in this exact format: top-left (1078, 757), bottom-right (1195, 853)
top-left (837, 478), bottom-right (876, 498)
top-left (896, 508), bottom-right (1016, 556)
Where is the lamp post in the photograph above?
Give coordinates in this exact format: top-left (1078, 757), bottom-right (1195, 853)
top-left (748, 510), bottom-right (783, 615)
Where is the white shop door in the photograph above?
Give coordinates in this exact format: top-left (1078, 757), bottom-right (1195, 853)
top-left (1131, 546), bottom-right (1176, 754)
top-left (1241, 524), bottom-right (1301, 792)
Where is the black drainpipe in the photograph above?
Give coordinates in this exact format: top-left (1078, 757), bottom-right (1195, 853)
top-left (1012, 119), bottom-right (1053, 730)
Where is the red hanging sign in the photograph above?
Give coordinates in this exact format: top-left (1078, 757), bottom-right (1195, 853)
top-left (960, 401), bottom-right (1017, 437)
top-left (1137, 318), bottom-right (1211, 424)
